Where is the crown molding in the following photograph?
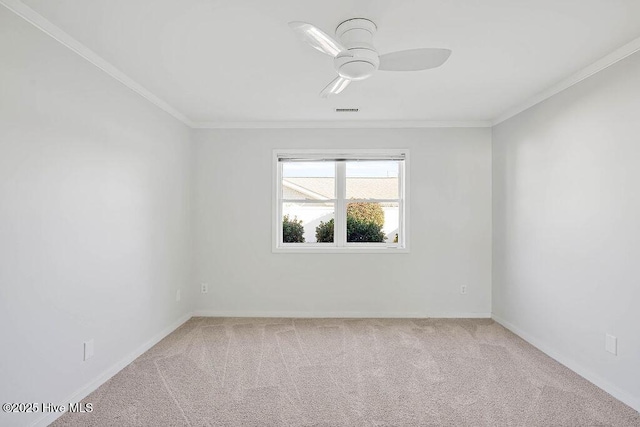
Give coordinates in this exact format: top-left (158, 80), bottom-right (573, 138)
top-left (493, 35), bottom-right (640, 126)
top-left (0, 0), bottom-right (195, 128)
top-left (191, 120), bottom-right (492, 129)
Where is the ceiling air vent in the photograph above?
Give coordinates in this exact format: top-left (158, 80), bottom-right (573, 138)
top-left (335, 108), bottom-right (359, 113)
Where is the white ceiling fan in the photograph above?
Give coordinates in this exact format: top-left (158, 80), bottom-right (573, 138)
top-left (288, 18), bottom-right (452, 97)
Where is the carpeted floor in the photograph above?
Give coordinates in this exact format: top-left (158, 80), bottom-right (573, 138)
top-left (53, 317), bottom-right (640, 426)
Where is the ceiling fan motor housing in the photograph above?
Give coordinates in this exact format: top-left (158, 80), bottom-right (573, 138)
top-left (334, 18), bottom-right (379, 81)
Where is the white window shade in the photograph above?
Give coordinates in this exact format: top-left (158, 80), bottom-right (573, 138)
top-left (278, 153), bottom-right (406, 162)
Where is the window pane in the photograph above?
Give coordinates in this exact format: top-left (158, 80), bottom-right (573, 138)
top-left (346, 202), bottom-right (399, 243)
top-left (283, 202), bottom-right (334, 243)
top-left (346, 161), bottom-right (399, 199)
top-left (282, 161), bottom-right (335, 200)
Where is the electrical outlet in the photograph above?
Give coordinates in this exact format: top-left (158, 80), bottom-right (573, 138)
top-left (176, 289), bottom-right (181, 302)
top-left (84, 340), bottom-right (94, 361)
top-left (201, 283), bottom-right (208, 294)
top-left (605, 334), bottom-right (617, 355)
top-left (460, 285), bottom-right (467, 295)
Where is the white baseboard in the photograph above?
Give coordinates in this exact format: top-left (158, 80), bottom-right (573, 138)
top-left (31, 312), bottom-right (193, 427)
top-left (192, 310), bottom-right (492, 319)
top-left (491, 313), bottom-right (640, 413)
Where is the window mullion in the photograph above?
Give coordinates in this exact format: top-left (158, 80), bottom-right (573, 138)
top-left (336, 161), bottom-right (346, 247)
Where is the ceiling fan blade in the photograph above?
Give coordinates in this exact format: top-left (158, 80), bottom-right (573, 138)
top-left (320, 76), bottom-right (351, 98)
top-left (378, 48), bottom-right (452, 71)
top-left (288, 21), bottom-right (347, 57)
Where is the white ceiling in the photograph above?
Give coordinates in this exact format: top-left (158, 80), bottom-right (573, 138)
top-left (12, 0), bottom-right (640, 125)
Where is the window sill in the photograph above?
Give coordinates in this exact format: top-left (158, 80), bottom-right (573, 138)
top-left (273, 246), bottom-right (410, 254)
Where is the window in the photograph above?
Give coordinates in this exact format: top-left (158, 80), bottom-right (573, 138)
top-left (273, 150), bottom-right (408, 253)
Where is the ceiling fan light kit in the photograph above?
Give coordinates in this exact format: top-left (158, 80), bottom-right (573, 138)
top-left (288, 17), bottom-right (452, 97)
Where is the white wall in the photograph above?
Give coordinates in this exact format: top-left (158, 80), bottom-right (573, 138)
top-left (193, 127), bottom-right (492, 317)
top-left (0, 8), bottom-right (193, 426)
top-left (492, 52), bottom-right (640, 411)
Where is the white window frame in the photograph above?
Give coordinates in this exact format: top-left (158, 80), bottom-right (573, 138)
top-left (273, 149), bottom-right (410, 254)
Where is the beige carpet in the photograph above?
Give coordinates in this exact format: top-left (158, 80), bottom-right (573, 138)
top-left (53, 317), bottom-right (640, 426)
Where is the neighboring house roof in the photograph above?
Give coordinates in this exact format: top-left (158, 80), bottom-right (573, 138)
top-left (283, 177), bottom-right (398, 200)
